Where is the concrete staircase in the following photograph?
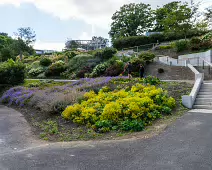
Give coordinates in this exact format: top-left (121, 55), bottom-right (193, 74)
top-left (194, 82), bottom-right (212, 109)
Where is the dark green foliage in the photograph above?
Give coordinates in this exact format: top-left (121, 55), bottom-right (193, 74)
top-left (45, 61), bottom-right (67, 77)
top-left (120, 120), bottom-right (144, 131)
top-left (112, 31), bottom-right (208, 50)
top-left (175, 40), bottom-right (189, 52)
top-left (143, 76), bottom-right (161, 85)
top-left (138, 52), bottom-right (155, 63)
top-left (190, 37), bottom-right (202, 50)
top-left (94, 47), bottom-right (117, 60)
top-left (40, 58), bottom-right (52, 66)
top-left (158, 68), bottom-right (165, 73)
top-left (0, 59), bottom-right (25, 85)
top-left (0, 47), bottom-right (14, 61)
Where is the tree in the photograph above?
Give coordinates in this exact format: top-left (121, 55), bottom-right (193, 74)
top-left (87, 36), bottom-right (109, 50)
top-left (154, 1), bottom-right (197, 38)
top-left (205, 6), bottom-right (212, 28)
top-left (65, 40), bottom-right (79, 50)
top-left (15, 27), bottom-right (36, 45)
top-left (109, 3), bottom-right (154, 40)
top-left (14, 27), bottom-right (36, 60)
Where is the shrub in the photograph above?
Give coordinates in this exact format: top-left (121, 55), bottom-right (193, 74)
top-left (143, 76), bottom-right (161, 85)
top-left (175, 40), bottom-right (189, 52)
top-left (0, 47), bottom-right (14, 62)
top-left (138, 52), bottom-right (155, 63)
top-left (40, 58), bottom-right (52, 66)
top-left (190, 37), bottom-right (201, 51)
top-left (90, 63), bottom-right (108, 77)
top-left (45, 60), bottom-right (67, 77)
top-left (202, 32), bottom-right (212, 42)
top-left (159, 45), bottom-right (173, 50)
top-left (31, 61), bottom-right (40, 68)
top-left (94, 47), bottom-right (117, 60)
top-left (158, 68), bottom-right (164, 73)
top-left (28, 67), bottom-right (45, 77)
top-left (68, 54), bottom-right (98, 73)
top-left (76, 66), bottom-right (93, 78)
top-left (62, 84), bottom-right (176, 133)
top-left (0, 59), bottom-right (25, 85)
top-left (104, 62), bottom-right (124, 77)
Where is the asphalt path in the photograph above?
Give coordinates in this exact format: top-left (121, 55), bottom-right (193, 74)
top-left (0, 106), bottom-right (212, 170)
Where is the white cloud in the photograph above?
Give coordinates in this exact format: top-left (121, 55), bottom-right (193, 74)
top-left (0, 0), bottom-right (211, 30)
top-left (34, 40), bottom-right (65, 51)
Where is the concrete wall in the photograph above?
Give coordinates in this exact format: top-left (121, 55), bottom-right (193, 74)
top-left (179, 50), bottom-right (212, 62)
top-left (159, 50), bottom-right (212, 66)
top-left (182, 64), bottom-right (204, 109)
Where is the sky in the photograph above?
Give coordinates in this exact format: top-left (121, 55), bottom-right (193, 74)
top-left (0, 0), bottom-right (211, 51)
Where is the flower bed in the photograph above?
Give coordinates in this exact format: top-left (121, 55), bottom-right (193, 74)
top-left (62, 83), bottom-right (175, 133)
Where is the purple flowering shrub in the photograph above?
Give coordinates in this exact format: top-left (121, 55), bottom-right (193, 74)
top-left (0, 87), bottom-right (34, 107)
top-left (0, 77), bottom-right (128, 113)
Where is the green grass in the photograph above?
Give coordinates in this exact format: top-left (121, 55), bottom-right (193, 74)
top-left (23, 79), bottom-right (68, 89)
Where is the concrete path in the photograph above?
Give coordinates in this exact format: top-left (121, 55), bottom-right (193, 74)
top-left (1, 106), bottom-right (212, 170)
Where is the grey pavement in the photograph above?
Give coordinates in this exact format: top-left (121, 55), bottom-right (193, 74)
top-left (1, 106), bottom-right (212, 170)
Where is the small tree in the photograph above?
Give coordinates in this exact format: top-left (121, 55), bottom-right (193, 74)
top-left (14, 27), bottom-right (36, 60)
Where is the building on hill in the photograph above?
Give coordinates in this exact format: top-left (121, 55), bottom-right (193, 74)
top-left (35, 49), bottom-right (57, 55)
top-left (146, 32), bottom-right (162, 36)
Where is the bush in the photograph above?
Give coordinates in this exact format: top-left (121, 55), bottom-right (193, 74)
top-left (62, 84), bottom-right (176, 133)
top-left (143, 76), bottom-right (161, 85)
top-left (138, 52), bottom-right (155, 63)
top-left (0, 59), bottom-right (25, 85)
top-left (76, 66), bottom-right (93, 78)
top-left (40, 58), bottom-right (52, 66)
top-left (94, 47), bottom-right (117, 60)
top-left (159, 45), bottom-right (173, 50)
top-left (175, 40), bottom-right (189, 52)
top-left (158, 68), bottom-right (164, 73)
top-left (104, 60), bottom-right (124, 77)
top-left (28, 67), bottom-right (45, 77)
top-left (0, 47), bottom-right (14, 62)
top-left (90, 63), bottom-right (108, 77)
top-left (190, 37), bottom-right (202, 51)
top-left (45, 60), bottom-right (67, 77)
top-left (68, 54), bottom-right (98, 73)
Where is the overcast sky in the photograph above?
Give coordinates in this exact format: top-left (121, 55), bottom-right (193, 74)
top-left (0, 0), bottom-right (211, 51)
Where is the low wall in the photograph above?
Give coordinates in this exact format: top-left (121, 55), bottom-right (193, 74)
top-left (182, 64), bottom-right (203, 109)
top-left (179, 50), bottom-right (212, 62)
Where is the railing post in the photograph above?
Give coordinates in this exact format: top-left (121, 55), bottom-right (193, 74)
top-left (170, 61), bottom-right (172, 66)
top-left (203, 60), bottom-right (205, 69)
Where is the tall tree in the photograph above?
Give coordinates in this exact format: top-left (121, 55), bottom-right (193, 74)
top-left (109, 3), bottom-right (154, 40)
top-left (14, 27), bottom-right (36, 60)
top-left (15, 27), bottom-right (36, 46)
top-left (154, 1), bottom-right (197, 38)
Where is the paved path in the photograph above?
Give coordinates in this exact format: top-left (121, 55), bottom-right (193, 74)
top-left (1, 106), bottom-right (212, 170)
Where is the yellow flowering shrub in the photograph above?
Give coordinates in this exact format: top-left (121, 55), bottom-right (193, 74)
top-left (62, 83), bottom-right (176, 132)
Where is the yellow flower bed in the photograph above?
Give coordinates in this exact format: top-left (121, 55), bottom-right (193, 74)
top-left (62, 84), bottom-right (176, 132)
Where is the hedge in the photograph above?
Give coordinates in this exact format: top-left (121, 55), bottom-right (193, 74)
top-left (112, 30), bottom-right (209, 50)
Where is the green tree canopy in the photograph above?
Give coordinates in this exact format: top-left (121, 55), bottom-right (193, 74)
top-left (109, 3), bottom-right (154, 40)
top-left (153, 1), bottom-right (200, 38)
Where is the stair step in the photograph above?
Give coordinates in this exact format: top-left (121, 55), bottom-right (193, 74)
top-left (199, 89), bottom-right (212, 92)
top-left (195, 101), bottom-right (212, 105)
top-left (193, 105), bottom-right (212, 109)
top-left (197, 95), bottom-right (212, 98)
top-left (198, 92), bottom-right (212, 95)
